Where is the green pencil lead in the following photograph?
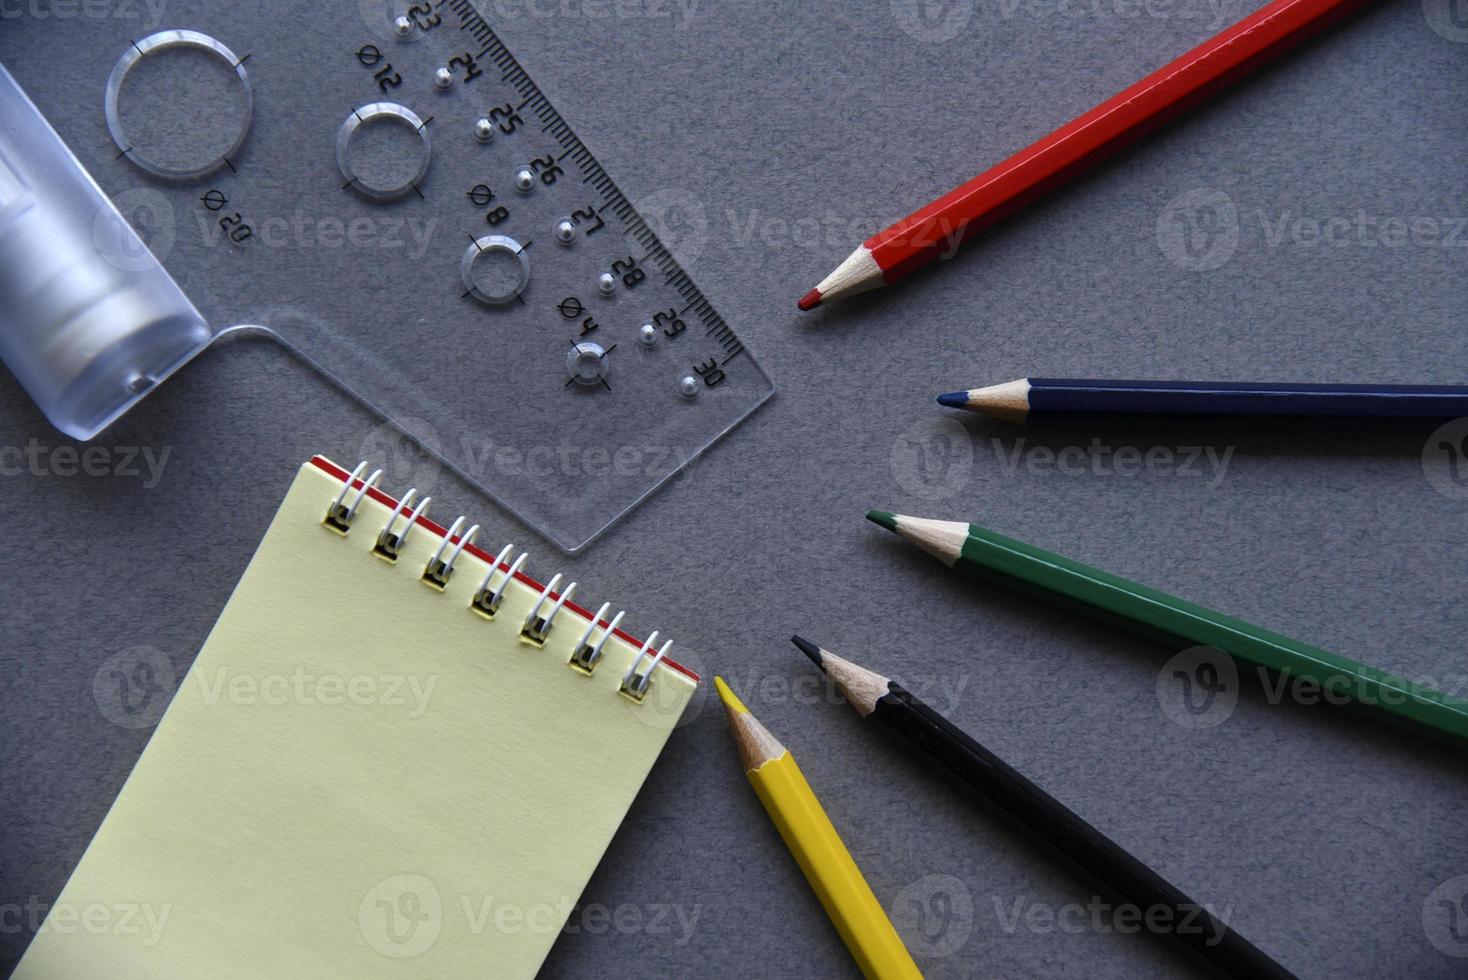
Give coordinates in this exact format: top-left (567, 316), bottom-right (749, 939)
top-left (865, 510), bottom-right (897, 531)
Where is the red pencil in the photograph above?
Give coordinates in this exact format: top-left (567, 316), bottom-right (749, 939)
top-left (797, 0), bottom-right (1373, 311)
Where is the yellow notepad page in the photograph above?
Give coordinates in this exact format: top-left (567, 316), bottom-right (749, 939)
top-left (17, 458), bottom-right (697, 979)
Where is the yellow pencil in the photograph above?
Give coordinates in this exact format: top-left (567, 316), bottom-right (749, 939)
top-left (714, 677), bottom-right (923, 980)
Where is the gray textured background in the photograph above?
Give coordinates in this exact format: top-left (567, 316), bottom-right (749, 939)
top-left (2, 1), bottom-right (1467, 977)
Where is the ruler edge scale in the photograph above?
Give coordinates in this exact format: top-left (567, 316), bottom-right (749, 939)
top-left (445, 0), bottom-right (760, 367)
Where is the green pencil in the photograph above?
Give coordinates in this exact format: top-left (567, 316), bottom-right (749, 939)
top-left (867, 511), bottom-right (1468, 744)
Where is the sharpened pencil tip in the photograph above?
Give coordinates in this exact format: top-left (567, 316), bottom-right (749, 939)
top-left (796, 288), bottom-right (822, 311)
top-left (790, 636), bottom-right (826, 671)
top-left (865, 510), bottom-right (897, 532)
top-left (936, 391), bottom-right (969, 408)
top-left (713, 676), bottom-right (748, 715)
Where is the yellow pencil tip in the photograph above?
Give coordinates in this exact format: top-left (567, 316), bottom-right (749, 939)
top-left (713, 676), bottom-right (748, 715)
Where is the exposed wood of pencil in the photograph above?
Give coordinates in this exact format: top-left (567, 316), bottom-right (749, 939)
top-left (790, 636), bottom-right (1297, 980)
top-left (713, 677), bottom-right (923, 980)
top-left (797, 0), bottom-right (1373, 309)
top-left (938, 378), bottom-right (1468, 424)
top-left (720, 681), bottom-right (789, 772)
top-left (939, 379), bottom-right (1031, 422)
top-left (864, 511), bottom-right (1468, 743)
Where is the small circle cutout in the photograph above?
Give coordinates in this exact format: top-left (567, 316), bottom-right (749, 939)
top-left (336, 103), bottom-right (431, 201)
top-left (460, 235), bottom-right (530, 306)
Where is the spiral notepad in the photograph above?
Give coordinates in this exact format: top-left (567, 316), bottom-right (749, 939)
top-left (16, 456), bottom-right (699, 979)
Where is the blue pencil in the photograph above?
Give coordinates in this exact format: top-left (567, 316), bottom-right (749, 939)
top-left (937, 378), bottom-right (1468, 425)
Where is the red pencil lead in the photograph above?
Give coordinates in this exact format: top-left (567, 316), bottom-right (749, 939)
top-left (796, 288), bottom-right (822, 311)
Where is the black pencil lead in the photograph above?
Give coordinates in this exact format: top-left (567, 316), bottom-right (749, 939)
top-left (790, 635), bottom-right (825, 671)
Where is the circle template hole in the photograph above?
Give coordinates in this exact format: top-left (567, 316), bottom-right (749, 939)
top-left (336, 103), bottom-right (431, 201)
top-left (460, 235), bottom-right (530, 306)
top-left (105, 31), bottom-right (253, 181)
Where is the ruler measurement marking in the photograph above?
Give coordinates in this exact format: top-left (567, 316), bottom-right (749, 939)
top-left (443, 0), bottom-right (755, 395)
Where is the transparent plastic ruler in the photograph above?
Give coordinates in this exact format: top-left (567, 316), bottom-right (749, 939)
top-left (0, 1), bottom-right (772, 552)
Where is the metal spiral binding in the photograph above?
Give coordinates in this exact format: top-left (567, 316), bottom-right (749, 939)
top-left (472, 546), bottom-right (526, 619)
top-left (521, 573), bottom-right (576, 645)
top-left (570, 602), bottom-right (625, 674)
top-left (324, 461), bottom-right (674, 703)
top-left (422, 516), bottom-right (479, 590)
top-left (373, 488), bottom-right (430, 562)
top-left (621, 635), bottom-right (673, 702)
top-left (324, 461), bottom-right (383, 533)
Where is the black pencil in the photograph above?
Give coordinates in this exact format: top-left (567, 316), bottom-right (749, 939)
top-left (791, 635), bottom-right (1297, 980)
top-left (937, 378), bottom-right (1468, 426)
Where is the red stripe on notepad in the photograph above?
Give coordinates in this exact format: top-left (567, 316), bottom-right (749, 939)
top-left (309, 456), bottom-right (700, 683)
